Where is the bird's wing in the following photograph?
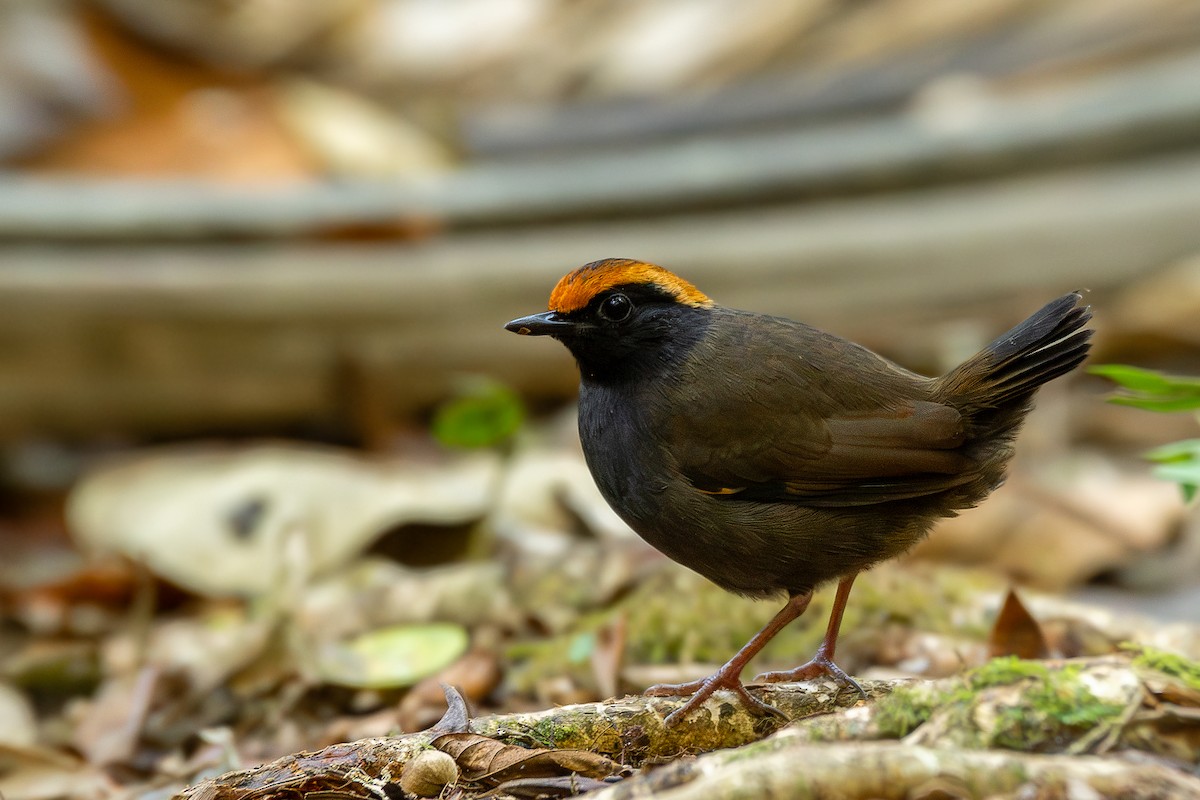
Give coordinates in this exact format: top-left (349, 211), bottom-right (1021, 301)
top-left (667, 315), bottom-right (975, 507)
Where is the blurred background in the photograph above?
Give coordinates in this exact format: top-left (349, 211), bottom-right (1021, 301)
top-left (3, 0), bottom-right (1200, 795)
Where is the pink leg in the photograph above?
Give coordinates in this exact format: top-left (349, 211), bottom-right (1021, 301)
top-left (756, 574), bottom-right (864, 694)
top-left (646, 591), bottom-right (813, 727)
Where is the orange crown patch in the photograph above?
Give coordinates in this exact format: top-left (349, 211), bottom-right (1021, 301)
top-left (547, 259), bottom-right (712, 313)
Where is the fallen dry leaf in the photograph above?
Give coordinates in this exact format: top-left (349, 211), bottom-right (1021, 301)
top-left (0, 742), bottom-right (115, 799)
top-left (432, 731), bottom-right (625, 786)
top-left (67, 444), bottom-right (499, 596)
top-left (398, 648), bottom-right (504, 732)
top-left (988, 588), bottom-right (1050, 660)
top-left (590, 613), bottom-right (627, 701)
top-left (72, 665), bottom-right (159, 765)
top-left (423, 685), bottom-right (625, 787)
top-left (0, 684), bottom-right (37, 747)
top-left (315, 622), bottom-right (469, 690)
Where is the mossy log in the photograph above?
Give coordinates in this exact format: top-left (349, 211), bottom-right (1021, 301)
top-left (178, 653), bottom-right (1200, 799)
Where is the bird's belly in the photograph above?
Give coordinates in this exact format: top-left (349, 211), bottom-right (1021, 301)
top-left (577, 384), bottom-right (932, 597)
top-left (588, 455), bottom-right (933, 598)
top-left (578, 422), bottom-right (823, 595)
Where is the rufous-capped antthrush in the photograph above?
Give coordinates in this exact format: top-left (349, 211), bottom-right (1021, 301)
top-left (505, 259), bottom-right (1092, 725)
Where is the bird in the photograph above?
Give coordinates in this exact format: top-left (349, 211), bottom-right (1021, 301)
top-left (504, 258), bottom-right (1092, 726)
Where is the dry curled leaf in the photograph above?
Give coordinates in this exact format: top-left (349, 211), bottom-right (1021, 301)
top-left (431, 732), bottom-right (625, 786)
top-left (988, 588), bottom-right (1049, 660)
top-left (428, 683), bottom-right (472, 734)
top-left (399, 649), bottom-right (504, 732)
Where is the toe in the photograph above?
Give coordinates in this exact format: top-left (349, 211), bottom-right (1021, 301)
top-left (753, 656), bottom-right (864, 693)
top-left (645, 679), bottom-right (705, 697)
top-left (658, 676), bottom-right (785, 727)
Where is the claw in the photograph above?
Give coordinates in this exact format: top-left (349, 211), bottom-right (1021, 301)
top-left (649, 671), bottom-right (785, 726)
top-left (755, 651), bottom-right (866, 697)
top-left (754, 575), bottom-right (866, 697)
top-left (638, 579), bottom-right (866, 728)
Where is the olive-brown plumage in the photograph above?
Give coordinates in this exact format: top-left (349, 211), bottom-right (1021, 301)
top-left (506, 258), bottom-right (1092, 725)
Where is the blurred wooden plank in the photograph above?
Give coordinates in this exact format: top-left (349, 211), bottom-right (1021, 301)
top-left (466, 7), bottom-right (1200, 155)
top-left (2, 153), bottom-right (1200, 436)
top-left (3, 49), bottom-right (1200, 241)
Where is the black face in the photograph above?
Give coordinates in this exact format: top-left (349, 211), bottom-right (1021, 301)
top-left (505, 284), bottom-right (711, 382)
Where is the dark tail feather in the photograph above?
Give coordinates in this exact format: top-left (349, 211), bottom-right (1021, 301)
top-left (933, 293), bottom-right (1093, 430)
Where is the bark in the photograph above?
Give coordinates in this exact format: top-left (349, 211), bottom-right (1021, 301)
top-left (178, 654), bottom-right (1200, 799)
top-left (587, 741), bottom-right (1200, 800)
top-left (175, 681), bottom-right (883, 799)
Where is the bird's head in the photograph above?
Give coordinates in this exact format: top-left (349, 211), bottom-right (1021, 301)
top-left (505, 258), bottom-right (714, 381)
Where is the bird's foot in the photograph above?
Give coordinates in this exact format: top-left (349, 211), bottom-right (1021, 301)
top-left (755, 652), bottom-right (866, 697)
top-left (646, 668), bottom-right (786, 727)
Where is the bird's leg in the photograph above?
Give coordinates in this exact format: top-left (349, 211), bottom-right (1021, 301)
top-left (645, 590), bottom-right (813, 726)
top-left (755, 574), bottom-right (865, 695)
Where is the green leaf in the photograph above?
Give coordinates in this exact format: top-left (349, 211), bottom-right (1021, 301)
top-left (1108, 396), bottom-right (1200, 413)
top-left (433, 380), bottom-right (525, 449)
top-left (1144, 439), bottom-right (1200, 463)
top-left (1152, 461), bottom-right (1200, 486)
top-left (1091, 364), bottom-right (1200, 412)
top-left (1092, 366), bottom-right (1200, 502)
top-left (1088, 364), bottom-right (1179, 392)
top-left (567, 632), bottom-right (596, 664)
top-left (1152, 460), bottom-right (1200, 502)
top-left (317, 623), bottom-right (469, 689)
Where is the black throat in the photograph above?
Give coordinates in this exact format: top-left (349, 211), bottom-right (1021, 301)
top-left (560, 303), bottom-right (712, 386)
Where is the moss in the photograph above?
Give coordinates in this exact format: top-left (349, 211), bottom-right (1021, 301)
top-left (1126, 644), bottom-right (1200, 692)
top-left (507, 562), bottom-right (1004, 695)
top-left (990, 663), bottom-right (1124, 751)
top-left (523, 716), bottom-right (575, 749)
top-left (966, 656), bottom-right (1050, 690)
top-left (850, 562), bottom-right (999, 640)
top-left (504, 605), bottom-right (623, 693)
top-left (874, 684), bottom-right (945, 738)
top-left (506, 568), bottom-right (812, 693)
top-left (618, 569), bottom-right (827, 667)
top-left (874, 658), bottom-right (1126, 751)
top-left (874, 657), bottom-right (1049, 739)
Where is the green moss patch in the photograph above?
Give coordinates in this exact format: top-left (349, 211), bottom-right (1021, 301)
top-left (873, 657), bottom-right (1128, 752)
top-left (1126, 644), bottom-right (1200, 692)
top-left (874, 682), bottom-right (947, 738)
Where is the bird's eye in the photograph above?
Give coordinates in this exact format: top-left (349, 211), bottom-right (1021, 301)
top-left (599, 293), bottom-right (633, 322)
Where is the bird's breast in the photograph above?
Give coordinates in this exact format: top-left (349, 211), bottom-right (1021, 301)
top-left (577, 380), bottom-right (669, 517)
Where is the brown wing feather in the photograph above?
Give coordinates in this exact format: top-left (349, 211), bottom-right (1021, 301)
top-left (666, 310), bottom-right (977, 506)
